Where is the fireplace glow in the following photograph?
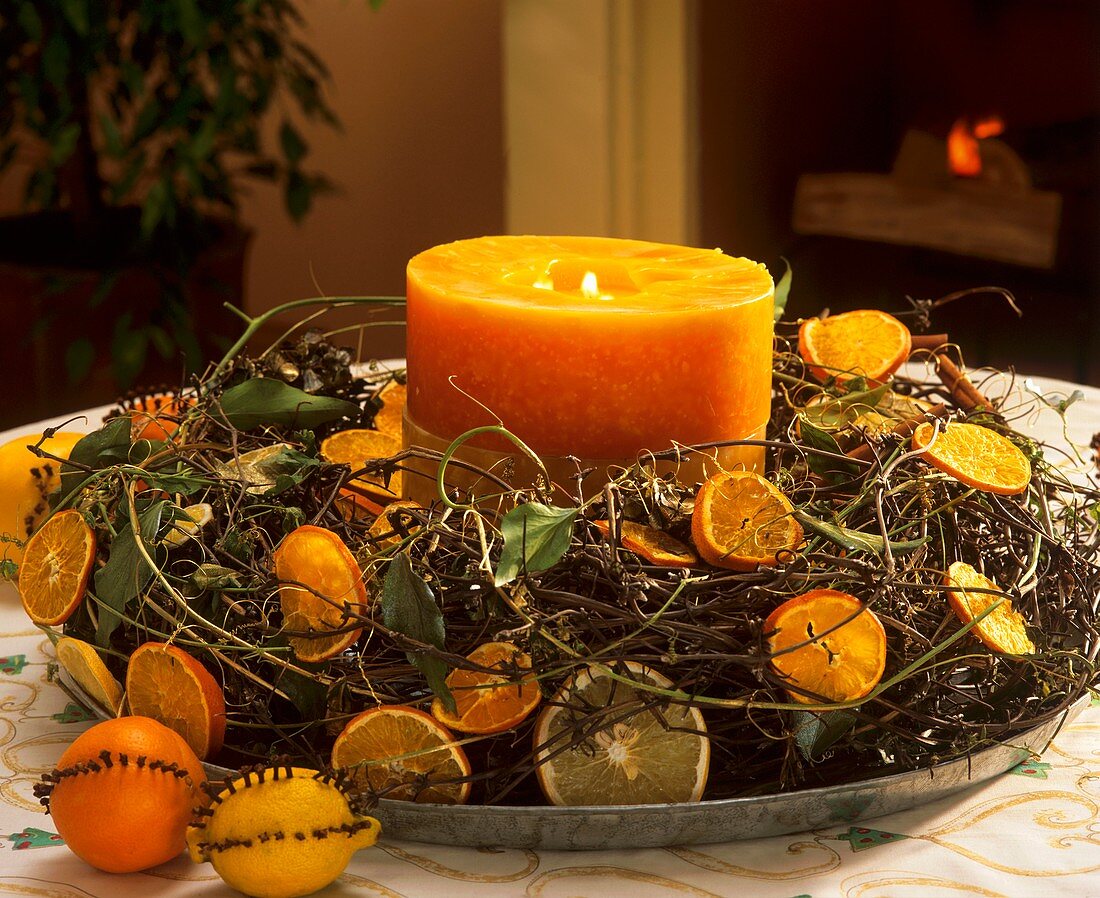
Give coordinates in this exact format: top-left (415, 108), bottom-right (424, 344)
top-left (948, 116), bottom-right (1005, 177)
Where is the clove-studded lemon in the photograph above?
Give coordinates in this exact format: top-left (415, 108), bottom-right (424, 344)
top-left (187, 765), bottom-right (380, 898)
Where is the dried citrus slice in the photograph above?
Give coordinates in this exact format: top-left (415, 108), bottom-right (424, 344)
top-left (944, 562), bottom-right (1035, 656)
top-left (130, 394), bottom-right (191, 442)
top-left (691, 470), bottom-right (802, 571)
top-left (912, 421), bottom-right (1031, 495)
top-left (56, 636), bottom-right (123, 716)
top-left (18, 509), bottom-right (96, 625)
top-left (765, 589), bottom-right (887, 704)
top-left (593, 520), bottom-right (697, 567)
top-left (0, 429), bottom-right (82, 564)
top-left (161, 503), bottom-right (214, 548)
top-left (274, 525), bottom-right (369, 662)
top-left (320, 429), bottom-right (402, 501)
top-left (798, 310), bottom-right (912, 384)
top-left (332, 705), bottom-right (472, 804)
top-left (125, 641), bottom-right (227, 759)
top-left (367, 501), bottom-right (422, 552)
top-left (533, 661), bottom-right (709, 806)
top-left (431, 642), bottom-right (541, 735)
top-left (373, 381), bottom-right (406, 439)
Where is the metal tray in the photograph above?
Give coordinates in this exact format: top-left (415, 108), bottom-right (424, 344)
top-left (54, 666), bottom-right (1086, 850)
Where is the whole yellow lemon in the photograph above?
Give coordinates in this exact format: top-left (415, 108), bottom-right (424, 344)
top-left (0, 431), bottom-right (83, 564)
top-left (187, 766), bottom-right (380, 898)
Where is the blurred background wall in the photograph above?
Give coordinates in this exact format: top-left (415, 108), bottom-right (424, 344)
top-left (1, 0), bottom-right (1097, 429)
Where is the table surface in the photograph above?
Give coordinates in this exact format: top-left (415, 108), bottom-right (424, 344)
top-left (1, 371), bottom-right (1098, 897)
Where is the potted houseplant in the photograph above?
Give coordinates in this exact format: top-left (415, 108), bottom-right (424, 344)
top-left (0, 1), bottom-right (343, 427)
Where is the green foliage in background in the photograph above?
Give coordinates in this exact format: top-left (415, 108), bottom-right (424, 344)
top-left (0, 1), bottom-right (369, 391)
top-left (0, 0), bottom-right (342, 236)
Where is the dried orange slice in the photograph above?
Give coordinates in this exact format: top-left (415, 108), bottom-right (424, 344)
top-left (593, 520), bottom-right (697, 566)
top-left (431, 642), bottom-right (541, 735)
top-left (944, 562), bottom-right (1035, 656)
top-left (125, 642), bottom-right (227, 759)
top-left (130, 394), bottom-right (191, 442)
top-left (18, 509), bottom-right (96, 626)
top-left (274, 525), bottom-right (369, 662)
top-left (372, 381), bottom-right (406, 439)
top-left (56, 636), bottom-right (123, 716)
top-left (691, 470), bottom-right (802, 571)
top-left (799, 310), bottom-right (912, 384)
top-left (367, 501), bottom-right (422, 552)
top-left (765, 589), bottom-right (887, 704)
top-left (532, 661), bottom-right (709, 806)
top-left (320, 429), bottom-right (403, 501)
top-left (332, 705), bottom-right (471, 804)
top-left (911, 421), bottom-right (1031, 495)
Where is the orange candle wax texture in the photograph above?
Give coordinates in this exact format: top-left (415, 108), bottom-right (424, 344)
top-left (406, 235), bottom-right (774, 462)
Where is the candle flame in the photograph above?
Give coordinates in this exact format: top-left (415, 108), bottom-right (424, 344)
top-left (581, 271), bottom-right (613, 301)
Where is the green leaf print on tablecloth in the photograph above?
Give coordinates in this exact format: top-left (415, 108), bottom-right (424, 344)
top-left (836, 826), bottom-right (909, 851)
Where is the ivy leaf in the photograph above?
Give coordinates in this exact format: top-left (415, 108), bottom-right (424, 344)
top-left (495, 503), bottom-right (578, 587)
top-left (794, 511), bottom-right (928, 556)
top-left (792, 709), bottom-right (857, 761)
top-left (382, 553), bottom-right (453, 713)
top-left (94, 501), bottom-right (165, 646)
top-left (217, 378), bottom-right (358, 430)
top-left (60, 0), bottom-right (89, 35)
top-left (280, 121), bottom-right (307, 166)
top-left (773, 258), bottom-right (792, 322)
top-left (60, 417), bottom-right (132, 499)
top-left (257, 447), bottom-right (323, 497)
top-left (800, 384), bottom-right (890, 430)
top-left (798, 418), bottom-right (859, 480)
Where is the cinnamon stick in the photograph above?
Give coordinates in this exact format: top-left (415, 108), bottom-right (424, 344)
top-left (847, 403), bottom-right (948, 462)
top-left (909, 333), bottom-right (950, 353)
top-left (934, 353), bottom-right (992, 411)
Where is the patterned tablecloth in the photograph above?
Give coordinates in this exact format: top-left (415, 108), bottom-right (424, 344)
top-left (1, 373), bottom-right (1097, 898)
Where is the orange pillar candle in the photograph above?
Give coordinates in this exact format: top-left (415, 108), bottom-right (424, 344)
top-left (405, 235), bottom-right (774, 483)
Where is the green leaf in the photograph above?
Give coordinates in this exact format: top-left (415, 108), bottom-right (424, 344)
top-left (141, 467), bottom-right (209, 496)
top-left (175, 0), bottom-right (204, 44)
top-left (98, 112), bottom-right (123, 158)
top-left (275, 666), bottom-right (327, 719)
top-left (189, 118), bottom-right (218, 161)
top-left (17, 5), bottom-right (43, 41)
top-left (110, 152), bottom-right (147, 204)
top-left (381, 553), bottom-right (453, 712)
top-left (792, 709), bottom-right (857, 760)
top-left (60, 0), bottom-right (89, 35)
top-left (94, 502), bottom-right (165, 646)
top-left (111, 315), bottom-right (149, 387)
top-left (217, 378), bottom-right (359, 430)
top-left (140, 181), bottom-right (168, 237)
top-left (773, 258), bottom-right (791, 322)
top-left (798, 418), bottom-right (858, 479)
top-left (60, 417), bottom-right (132, 499)
top-left (64, 338), bottom-right (95, 386)
top-left (285, 169), bottom-right (312, 221)
top-left (189, 564), bottom-right (243, 592)
top-left (794, 510), bottom-right (928, 556)
top-left (280, 121), bottom-right (307, 165)
top-left (495, 503), bottom-right (578, 587)
top-left (49, 124), bottom-right (80, 166)
top-left (252, 446), bottom-right (323, 497)
top-left (800, 384), bottom-right (890, 431)
top-left (42, 34), bottom-right (70, 88)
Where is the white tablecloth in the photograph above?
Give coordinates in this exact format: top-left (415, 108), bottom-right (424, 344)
top-left (1, 374), bottom-right (1097, 897)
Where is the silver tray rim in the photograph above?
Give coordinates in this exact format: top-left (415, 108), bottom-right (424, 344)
top-left (54, 665), bottom-right (1088, 850)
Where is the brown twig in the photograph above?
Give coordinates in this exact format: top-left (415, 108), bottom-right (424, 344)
top-left (847, 403), bottom-right (948, 462)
